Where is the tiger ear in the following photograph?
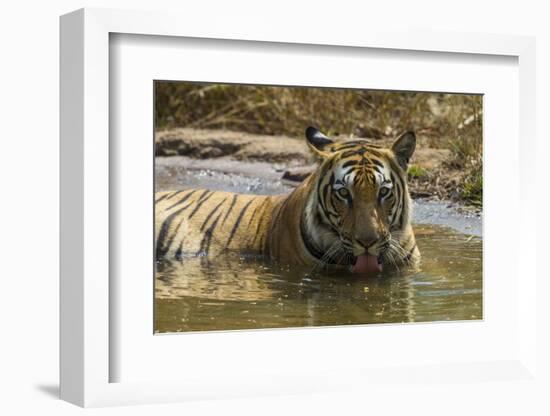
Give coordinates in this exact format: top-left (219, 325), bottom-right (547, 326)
top-left (392, 131), bottom-right (416, 169)
top-left (305, 126), bottom-right (333, 159)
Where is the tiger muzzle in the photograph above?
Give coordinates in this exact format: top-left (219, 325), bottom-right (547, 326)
top-left (350, 236), bottom-right (389, 274)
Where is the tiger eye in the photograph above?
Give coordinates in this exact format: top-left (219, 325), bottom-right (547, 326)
top-left (337, 188), bottom-right (349, 198)
top-left (379, 187), bottom-right (390, 197)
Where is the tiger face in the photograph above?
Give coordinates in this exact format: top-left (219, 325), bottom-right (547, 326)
top-left (303, 127), bottom-right (418, 273)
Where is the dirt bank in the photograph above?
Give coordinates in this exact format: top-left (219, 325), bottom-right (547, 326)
top-left (156, 128), bottom-right (309, 164)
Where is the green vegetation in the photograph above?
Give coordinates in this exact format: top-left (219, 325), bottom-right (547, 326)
top-left (461, 163), bottom-right (483, 206)
top-left (408, 165), bottom-right (428, 179)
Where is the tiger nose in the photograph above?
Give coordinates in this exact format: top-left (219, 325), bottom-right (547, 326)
top-left (356, 237), bottom-right (378, 249)
top-left (353, 237), bottom-right (379, 255)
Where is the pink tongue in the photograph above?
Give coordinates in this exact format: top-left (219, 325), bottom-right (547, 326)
top-left (352, 254), bottom-right (382, 274)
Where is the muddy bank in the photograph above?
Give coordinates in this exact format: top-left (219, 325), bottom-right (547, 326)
top-left (156, 128), bottom-right (310, 164)
top-left (155, 156), bottom-right (482, 236)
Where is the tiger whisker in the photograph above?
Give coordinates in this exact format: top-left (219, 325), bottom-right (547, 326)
top-left (311, 239), bottom-right (342, 273)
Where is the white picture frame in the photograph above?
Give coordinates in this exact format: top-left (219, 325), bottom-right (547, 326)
top-left (60, 7), bottom-right (538, 408)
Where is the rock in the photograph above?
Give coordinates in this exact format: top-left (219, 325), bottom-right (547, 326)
top-left (198, 146), bottom-right (224, 158)
top-left (282, 166), bottom-right (315, 183)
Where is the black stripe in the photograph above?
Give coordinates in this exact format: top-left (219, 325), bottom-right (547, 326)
top-left (390, 167), bottom-right (406, 194)
top-left (271, 195), bottom-right (291, 229)
top-left (340, 150), bottom-right (358, 158)
top-left (316, 163), bottom-right (333, 208)
top-left (328, 172), bottom-right (336, 191)
top-left (390, 172), bottom-right (402, 227)
top-left (389, 200), bottom-right (399, 227)
top-left (299, 216), bottom-right (341, 264)
top-left (321, 183), bottom-right (339, 220)
top-left (171, 218), bottom-right (189, 260)
top-left (165, 189), bottom-right (200, 210)
top-left (173, 198), bottom-right (225, 260)
top-left (300, 217), bottom-right (325, 260)
top-left (156, 201), bottom-right (195, 259)
top-left (197, 212), bottom-right (223, 256)
top-left (315, 185), bottom-right (336, 227)
top-left (363, 148), bottom-right (383, 157)
top-left (363, 158), bottom-right (383, 174)
top-left (332, 140), bottom-right (372, 150)
top-left (342, 159), bottom-right (359, 169)
top-left (320, 183), bottom-right (330, 213)
top-left (251, 199), bottom-right (271, 247)
top-left (321, 210), bottom-right (342, 233)
top-left (392, 169), bottom-right (407, 229)
top-left (346, 192), bottom-right (353, 208)
top-left (316, 180), bottom-right (327, 214)
top-left (221, 194), bottom-right (239, 225)
top-left (166, 190), bottom-right (185, 200)
top-left (155, 191), bottom-right (178, 203)
top-left (187, 190), bottom-right (214, 219)
top-left (199, 198), bottom-right (228, 231)
top-left (160, 214), bottom-right (190, 259)
top-left (387, 158), bottom-right (407, 229)
top-left (175, 244), bottom-right (183, 260)
top-left (259, 233), bottom-right (267, 256)
top-left (244, 200), bottom-right (262, 230)
top-left (225, 199), bottom-right (255, 249)
top-left (242, 200), bottom-right (264, 251)
top-left (341, 166), bottom-right (357, 178)
top-left (371, 158), bottom-right (385, 169)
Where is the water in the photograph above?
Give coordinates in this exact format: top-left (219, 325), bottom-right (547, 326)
top-left (155, 224), bottom-right (482, 333)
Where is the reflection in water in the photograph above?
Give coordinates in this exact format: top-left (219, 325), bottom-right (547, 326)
top-left (155, 224), bottom-right (482, 333)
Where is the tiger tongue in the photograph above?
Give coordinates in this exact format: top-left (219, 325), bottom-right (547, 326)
top-left (351, 254), bottom-right (382, 274)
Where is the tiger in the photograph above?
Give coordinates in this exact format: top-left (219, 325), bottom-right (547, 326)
top-left (155, 126), bottom-right (420, 274)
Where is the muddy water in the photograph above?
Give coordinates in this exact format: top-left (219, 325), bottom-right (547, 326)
top-left (154, 160), bottom-right (482, 333)
top-left (155, 224), bottom-right (482, 332)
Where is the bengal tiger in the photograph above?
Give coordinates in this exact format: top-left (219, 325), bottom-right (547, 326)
top-left (155, 127), bottom-right (420, 274)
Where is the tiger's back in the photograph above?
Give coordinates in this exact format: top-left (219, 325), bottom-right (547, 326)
top-left (155, 188), bottom-right (279, 260)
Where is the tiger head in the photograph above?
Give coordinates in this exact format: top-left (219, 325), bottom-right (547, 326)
top-left (301, 126), bottom-right (418, 273)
